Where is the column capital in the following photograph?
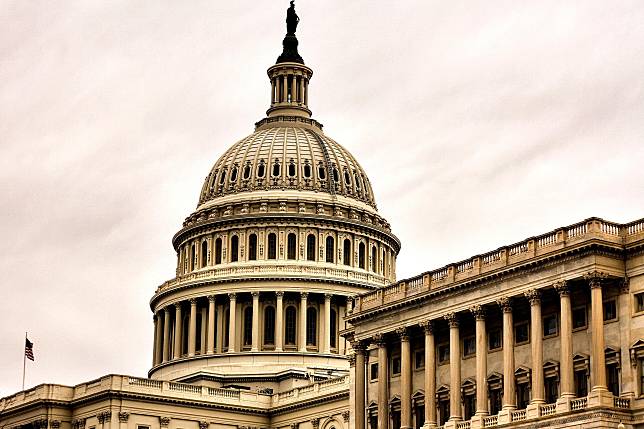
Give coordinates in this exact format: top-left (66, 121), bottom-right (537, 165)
top-left (554, 280), bottom-right (570, 296)
top-left (207, 295), bottom-right (216, 303)
top-left (276, 291), bottom-right (285, 298)
top-left (351, 340), bottom-right (368, 353)
top-left (419, 319), bottom-right (434, 334)
top-left (497, 296), bottom-right (513, 313)
top-left (189, 298), bottom-right (197, 305)
top-left (395, 327), bottom-right (410, 341)
top-left (524, 289), bottom-right (541, 305)
top-left (164, 306), bottom-right (171, 314)
top-left (301, 291), bottom-right (309, 299)
top-left (620, 277), bottom-right (630, 294)
top-left (444, 312), bottom-right (459, 328)
top-left (252, 291), bottom-right (260, 298)
top-left (174, 302), bottom-right (182, 310)
top-left (373, 333), bottom-right (387, 347)
top-left (584, 270), bottom-right (608, 288)
top-left (153, 314), bottom-right (158, 322)
top-left (324, 293), bottom-right (333, 300)
top-left (228, 292), bottom-right (237, 300)
top-left (348, 354), bottom-right (357, 367)
top-left (469, 304), bottom-right (486, 320)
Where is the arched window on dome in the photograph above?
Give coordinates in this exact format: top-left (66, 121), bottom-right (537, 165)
top-left (371, 245), bottom-right (378, 272)
top-left (267, 233), bottom-right (277, 260)
top-left (306, 234), bottom-right (316, 262)
top-left (354, 171), bottom-right (361, 192)
top-left (264, 306), bottom-right (275, 346)
top-left (362, 174), bottom-right (370, 198)
top-left (285, 306), bottom-right (297, 345)
top-left (230, 235), bottom-right (239, 262)
top-left (243, 306), bottom-right (253, 347)
top-left (303, 161), bottom-right (312, 178)
top-left (272, 159), bottom-right (281, 177)
top-left (306, 307), bottom-right (317, 346)
top-left (248, 234), bottom-right (258, 261)
top-left (214, 238), bottom-right (222, 265)
top-left (325, 236), bottom-right (335, 263)
top-left (344, 169), bottom-right (351, 186)
top-left (257, 160), bottom-right (266, 178)
top-left (343, 239), bottom-right (351, 266)
top-left (359, 242), bottom-right (366, 269)
top-left (243, 163), bottom-right (252, 180)
top-left (288, 160), bottom-right (296, 177)
top-left (201, 240), bottom-right (208, 267)
top-left (219, 169), bottom-right (227, 185)
top-left (287, 233), bottom-right (297, 260)
top-left (332, 166), bottom-right (340, 183)
top-left (318, 163), bottom-right (326, 180)
top-left (190, 243), bottom-right (196, 271)
top-left (230, 165), bottom-right (238, 183)
top-left (330, 308), bottom-right (337, 349)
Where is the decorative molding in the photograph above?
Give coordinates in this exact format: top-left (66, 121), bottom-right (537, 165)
top-left (310, 418), bottom-right (319, 429)
top-left (348, 354), bottom-right (356, 367)
top-left (228, 292), bottom-right (237, 300)
top-left (276, 291), bottom-right (285, 298)
top-left (97, 412), bottom-right (111, 424)
top-left (342, 411), bottom-right (350, 422)
top-left (620, 277), bottom-right (630, 294)
top-left (198, 421), bottom-right (208, 429)
top-left (524, 288), bottom-right (541, 305)
top-left (71, 419), bottom-right (86, 429)
top-left (301, 292), bottom-right (309, 299)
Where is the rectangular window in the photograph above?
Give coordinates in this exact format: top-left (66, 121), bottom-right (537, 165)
top-left (603, 300), bottom-right (617, 321)
top-left (544, 377), bottom-right (558, 404)
top-left (572, 306), bottom-right (587, 329)
top-left (488, 328), bottom-right (502, 351)
top-left (575, 370), bottom-right (588, 397)
top-left (438, 400), bottom-right (450, 426)
top-left (607, 364), bottom-right (620, 396)
top-left (463, 336), bottom-right (476, 357)
top-left (391, 356), bottom-right (401, 375)
top-left (370, 362), bottom-right (378, 381)
top-left (463, 395), bottom-right (476, 421)
top-left (543, 314), bottom-right (558, 337)
top-left (640, 358), bottom-right (644, 395)
top-left (490, 389), bottom-right (502, 415)
top-left (515, 321), bottom-right (529, 345)
top-left (414, 350), bottom-right (425, 369)
top-left (517, 383), bottom-right (530, 409)
top-left (137, 426), bottom-right (150, 429)
top-left (636, 292), bottom-right (644, 313)
top-left (438, 343), bottom-right (450, 364)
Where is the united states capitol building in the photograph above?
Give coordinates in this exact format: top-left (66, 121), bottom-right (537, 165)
top-left (2, 5), bottom-right (644, 429)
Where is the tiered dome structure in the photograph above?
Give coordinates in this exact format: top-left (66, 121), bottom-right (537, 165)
top-left (148, 3), bottom-right (400, 392)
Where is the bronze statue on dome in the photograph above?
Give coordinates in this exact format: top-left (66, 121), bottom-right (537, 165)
top-left (286, 1), bottom-right (299, 35)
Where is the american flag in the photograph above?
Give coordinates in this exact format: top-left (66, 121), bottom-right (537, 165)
top-left (25, 338), bottom-right (34, 361)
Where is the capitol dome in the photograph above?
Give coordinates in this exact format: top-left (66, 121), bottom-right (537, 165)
top-left (148, 4), bottom-right (399, 388)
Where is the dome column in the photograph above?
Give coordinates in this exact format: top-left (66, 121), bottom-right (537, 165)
top-left (251, 292), bottom-right (260, 352)
top-left (207, 295), bottom-right (216, 354)
top-left (188, 299), bottom-right (197, 357)
top-left (162, 307), bottom-right (170, 363)
top-left (173, 303), bottom-right (183, 358)
top-left (299, 292), bottom-right (308, 352)
top-left (228, 293), bottom-right (237, 353)
top-left (323, 294), bottom-right (332, 354)
top-left (275, 292), bottom-right (284, 352)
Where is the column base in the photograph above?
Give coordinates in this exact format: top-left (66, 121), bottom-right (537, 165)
top-left (497, 408), bottom-right (514, 425)
top-left (470, 414), bottom-right (484, 429)
top-left (555, 396), bottom-right (572, 413)
top-left (587, 389), bottom-right (613, 407)
top-left (526, 402), bottom-right (543, 419)
top-left (421, 422), bottom-right (437, 429)
top-left (250, 348), bottom-right (258, 352)
top-left (444, 420), bottom-right (459, 429)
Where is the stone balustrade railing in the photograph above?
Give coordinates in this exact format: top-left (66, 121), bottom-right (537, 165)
top-left (156, 262), bottom-right (388, 294)
top-left (0, 374), bottom-right (351, 413)
top-left (354, 217), bottom-right (644, 313)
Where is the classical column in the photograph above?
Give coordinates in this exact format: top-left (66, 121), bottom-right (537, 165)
top-left (299, 292), bottom-right (308, 352)
top-left (200, 307), bottom-right (207, 354)
top-left (323, 294), bottom-right (332, 354)
top-left (304, 78), bottom-right (309, 105)
top-left (282, 74), bottom-right (288, 103)
top-left (271, 78), bottom-right (276, 104)
top-left (445, 313), bottom-right (462, 421)
top-left (228, 293), bottom-right (237, 353)
top-left (555, 281), bottom-right (574, 398)
top-left (398, 328), bottom-right (412, 429)
top-left (207, 295), bottom-right (216, 354)
top-left (216, 302), bottom-right (224, 353)
top-left (275, 291), bottom-right (284, 352)
top-left (152, 314), bottom-right (160, 366)
top-left (375, 334), bottom-right (389, 429)
top-left (498, 297), bottom-right (516, 410)
top-left (420, 321), bottom-right (436, 428)
top-left (470, 305), bottom-right (488, 416)
top-left (188, 298), bottom-right (197, 357)
top-left (251, 292), bottom-right (260, 352)
top-left (174, 302), bottom-right (183, 358)
top-left (299, 75), bottom-right (305, 103)
top-left (585, 271), bottom-right (608, 391)
top-left (162, 307), bottom-right (170, 362)
top-left (354, 342), bottom-right (367, 429)
top-left (525, 289), bottom-right (544, 404)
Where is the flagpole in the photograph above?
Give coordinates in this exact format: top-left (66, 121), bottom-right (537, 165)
top-left (22, 331), bottom-right (27, 391)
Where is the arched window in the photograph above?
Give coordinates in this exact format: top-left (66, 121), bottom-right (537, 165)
top-left (303, 163), bottom-right (312, 178)
top-left (230, 235), bottom-right (239, 262)
top-left (343, 239), bottom-right (351, 266)
top-left (190, 243), bottom-right (196, 271)
top-left (264, 306), bottom-right (275, 345)
top-left (285, 306), bottom-right (297, 345)
top-left (219, 169), bottom-right (227, 185)
top-left (243, 307), bottom-right (253, 346)
top-left (306, 234), bottom-right (316, 261)
top-left (325, 236), bottom-right (335, 263)
top-left (230, 165), bottom-right (238, 182)
top-left (344, 169), bottom-right (351, 186)
top-left (330, 308), bottom-right (337, 348)
top-left (272, 160), bottom-right (281, 177)
top-left (201, 240), bottom-right (208, 267)
top-left (248, 234), bottom-right (257, 261)
top-left (371, 246), bottom-right (378, 272)
top-left (306, 307), bottom-right (317, 346)
top-left (332, 167), bottom-right (339, 183)
top-left (288, 161), bottom-right (296, 177)
top-left (359, 242), bottom-right (366, 269)
top-left (215, 238), bottom-right (222, 265)
top-left (318, 164), bottom-right (326, 180)
top-left (287, 233), bottom-right (297, 260)
top-left (354, 172), bottom-right (361, 191)
top-left (243, 163), bottom-right (251, 180)
top-left (267, 233), bottom-right (277, 260)
top-left (257, 161), bottom-right (266, 178)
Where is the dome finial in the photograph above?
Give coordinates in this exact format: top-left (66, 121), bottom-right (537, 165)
top-left (277, 1), bottom-right (304, 64)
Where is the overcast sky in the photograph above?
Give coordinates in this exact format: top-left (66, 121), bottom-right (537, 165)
top-left (1, 0), bottom-right (643, 396)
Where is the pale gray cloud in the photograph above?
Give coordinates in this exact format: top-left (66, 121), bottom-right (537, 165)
top-left (1, 0), bottom-right (643, 396)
